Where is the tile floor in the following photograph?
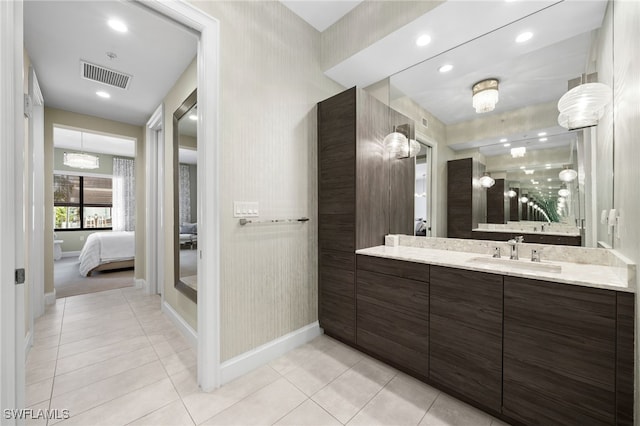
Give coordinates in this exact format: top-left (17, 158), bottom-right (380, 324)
top-left (27, 287), bottom-right (510, 426)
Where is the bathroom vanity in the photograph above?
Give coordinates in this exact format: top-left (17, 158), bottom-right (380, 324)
top-left (320, 238), bottom-right (635, 426)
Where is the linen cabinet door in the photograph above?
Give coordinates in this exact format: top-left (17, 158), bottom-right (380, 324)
top-left (429, 266), bottom-right (503, 412)
top-left (503, 276), bottom-right (617, 426)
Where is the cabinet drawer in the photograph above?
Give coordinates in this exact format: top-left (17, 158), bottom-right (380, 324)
top-left (357, 255), bottom-right (429, 282)
top-left (357, 299), bottom-right (428, 378)
top-left (356, 269), bottom-right (428, 320)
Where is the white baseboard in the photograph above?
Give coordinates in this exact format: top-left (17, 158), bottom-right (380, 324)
top-left (162, 301), bottom-right (197, 349)
top-left (24, 330), bottom-right (33, 360)
top-left (44, 289), bottom-right (56, 305)
top-left (135, 279), bottom-right (146, 290)
top-left (61, 250), bottom-right (80, 258)
top-left (220, 321), bottom-right (322, 385)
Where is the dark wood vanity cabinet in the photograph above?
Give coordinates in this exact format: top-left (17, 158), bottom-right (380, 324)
top-left (356, 256), bottom-right (429, 378)
top-left (317, 87), bottom-right (414, 344)
top-left (503, 276), bottom-right (634, 426)
top-left (429, 266), bottom-right (503, 412)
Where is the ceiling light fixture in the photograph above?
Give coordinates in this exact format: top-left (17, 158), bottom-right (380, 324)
top-left (108, 19), bottom-right (128, 33)
top-left (96, 91), bottom-right (110, 99)
top-left (511, 147), bottom-right (526, 158)
top-left (558, 73), bottom-right (612, 130)
top-left (472, 79), bottom-right (499, 113)
top-left (558, 165), bottom-right (578, 182)
top-left (503, 143), bottom-right (511, 147)
top-left (558, 185), bottom-right (570, 197)
top-left (416, 34), bottom-right (431, 47)
top-left (63, 132), bottom-right (99, 170)
top-left (524, 169), bottom-right (534, 175)
top-left (539, 137), bottom-right (548, 142)
top-left (479, 172), bottom-right (495, 188)
top-left (520, 195), bottom-right (529, 203)
top-left (500, 138), bottom-right (508, 143)
top-left (438, 64), bottom-right (453, 73)
top-left (515, 31), bottom-right (533, 43)
top-left (507, 189), bottom-right (517, 198)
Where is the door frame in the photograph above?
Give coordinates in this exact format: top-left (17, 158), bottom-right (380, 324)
top-left (142, 0), bottom-right (221, 391)
top-left (0, 0), bottom-right (26, 419)
top-left (145, 104), bottom-right (164, 297)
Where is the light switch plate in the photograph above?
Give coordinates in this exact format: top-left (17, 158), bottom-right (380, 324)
top-left (234, 201), bottom-right (259, 218)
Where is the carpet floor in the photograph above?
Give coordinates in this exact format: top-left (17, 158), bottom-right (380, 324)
top-left (54, 256), bottom-right (134, 299)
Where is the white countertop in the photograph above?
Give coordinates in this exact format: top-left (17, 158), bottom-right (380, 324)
top-left (356, 245), bottom-right (633, 293)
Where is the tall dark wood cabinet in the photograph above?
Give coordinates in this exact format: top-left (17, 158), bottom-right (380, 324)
top-left (486, 178), bottom-right (507, 224)
top-left (447, 158), bottom-right (485, 238)
top-left (317, 87), bottom-right (414, 344)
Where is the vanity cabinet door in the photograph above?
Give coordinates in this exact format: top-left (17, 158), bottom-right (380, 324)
top-left (355, 265), bottom-right (429, 378)
top-left (503, 276), bottom-right (617, 426)
top-left (429, 266), bottom-right (503, 412)
top-left (319, 250), bottom-right (355, 343)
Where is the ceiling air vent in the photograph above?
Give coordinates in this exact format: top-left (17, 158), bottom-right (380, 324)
top-left (421, 117), bottom-right (429, 128)
top-left (80, 60), bottom-right (131, 90)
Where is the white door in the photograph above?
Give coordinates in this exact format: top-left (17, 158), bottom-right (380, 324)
top-left (1, 0), bottom-right (26, 420)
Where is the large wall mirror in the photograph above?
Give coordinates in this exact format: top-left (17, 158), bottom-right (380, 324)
top-left (174, 89), bottom-right (197, 302)
top-left (390, 0), bottom-right (613, 247)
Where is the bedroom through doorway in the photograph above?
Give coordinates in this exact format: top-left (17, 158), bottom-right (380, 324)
top-left (52, 126), bottom-right (137, 298)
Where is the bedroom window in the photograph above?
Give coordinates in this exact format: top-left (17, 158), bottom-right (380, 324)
top-left (54, 174), bottom-right (113, 230)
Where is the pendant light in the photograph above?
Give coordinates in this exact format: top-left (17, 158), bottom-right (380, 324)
top-left (63, 132), bottom-right (99, 169)
top-left (479, 172), bottom-right (495, 188)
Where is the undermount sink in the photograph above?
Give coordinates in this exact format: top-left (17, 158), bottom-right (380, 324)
top-left (467, 256), bottom-right (562, 274)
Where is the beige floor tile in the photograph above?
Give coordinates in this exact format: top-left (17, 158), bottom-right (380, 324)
top-left (160, 347), bottom-right (197, 376)
top-left (26, 358), bottom-right (57, 385)
top-left (26, 377), bottom-right (53, 406)
top-left (61, 307), bottom-right (134, 331)
top-left (32, 334), bottom-right (61, 350)
top-left (152, 335), bottom-right (192, 359)
top-left (270, 343), bottom-right (326, 376)
top-left (55, 378), bottom-right (178, 426)
top-left (55, 335), bottom-right (150, 375)
top-left (59, 317), bottom-right (139, 344)
top-left (128, 400), bottom-right (195, 426)
top-left (53, 345), bottom-right (157, 396)
top-left (50, 361), bottom-right (167, 424)
top-left (57, 325), bottom-right (144, 359)
top-left (274, 399), bottom-right (341, 426)
top-left (284, 349), bottom-right (357, 397)
top-left (25, 400), bottom-right (52, 426)
top-left (312, 357), bottom-right (396, 423)
top-left (201, 378), bottom-right (307, 426)
top-left (26, 346), bottom-right (59, 365)
top-left (182, 365), bottom-right (280, 425)
top-left (169, 366), bottom-right (200, 398)
top-left (419, 393), bottom-right (492, 426)
top-left (348, 373), bottom-right (439, 426)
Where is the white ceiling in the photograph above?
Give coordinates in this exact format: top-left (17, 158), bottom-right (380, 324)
top-left (24, 1), bottom-right (197, 126)
top-left (280, 0), bottom-right (363, 31)
top-left (179, 148), bottom-right (197, 165)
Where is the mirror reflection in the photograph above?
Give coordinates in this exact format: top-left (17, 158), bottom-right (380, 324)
top-left (174, 90), bottom-right (197, 301)
top-left (390, 1), bottom-right (611, 247)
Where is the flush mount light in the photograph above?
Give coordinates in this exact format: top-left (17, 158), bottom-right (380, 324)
top-left (438, 64), bottom-right (453, 73)
top-left (503, 143), bottom-right (511, 147)
top-left (558, 165), bottom-right (578, 182)
top-left (108, 19), bottom-right (128, 33)
top-left (539, 137), bottom-right (548, 142)
top-left (511, 147), bottom-right (526, 158)
top-left (416, 34), bottom-right (431, 47)
top-left (524, 169), bottom-right (534, 175)
top-left (96, 91), bottom-right (110, 99)
top-left (507, 189), bottom-right (517, 198)
top-left (479, 172), bottom-right (495, 188)
top-left (189, 114), bottom-right (197, 121)
top-left (516, 31), bottom-right (533, 43)
top-left (472, 79), bottom-right (499, 113)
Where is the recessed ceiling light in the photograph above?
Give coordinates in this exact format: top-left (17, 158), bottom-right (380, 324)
top-left (538, 132), bottom-right (547, 137)
top-left (520, 166), bottom-right (525, 170)
top-left (108, 19), bottom-right (128, 33)
top-left (438, 64), bottom-right (453, 73)
top-left (503, 143), bottom-right (511, 147)
top-left (539, 137), bottom-right (548, 142)
top-left (96, 91), bottom-right (110, 99)
top-left (416, 34), bottom-right (431, 47)
top-left (189, 114), bottom-right (197, 121)
top-left (500, 138), bottom-right (508, 143)
top-left (516, 31), bottom-right (533, 43)
top-left (547, 178), bottom-right (552, 182)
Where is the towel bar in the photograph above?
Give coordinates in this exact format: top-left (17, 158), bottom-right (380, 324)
top-left (239, 217), bottom-right (309, 226)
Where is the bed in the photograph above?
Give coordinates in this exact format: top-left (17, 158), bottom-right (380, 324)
top-left (78, 231), bottom-right (135, 277)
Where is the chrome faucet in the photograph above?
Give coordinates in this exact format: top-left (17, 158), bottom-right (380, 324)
top-left (507, 236), bottom-right (524, 260)
top-left (492, 247), bottom-right (501, 258)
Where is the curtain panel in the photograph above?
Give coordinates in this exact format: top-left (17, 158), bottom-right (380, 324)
top-left (112, 157), bottom-right (136, 231)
